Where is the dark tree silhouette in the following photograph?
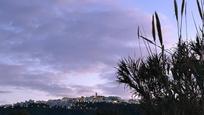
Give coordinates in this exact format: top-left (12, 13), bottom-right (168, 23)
top-left (116, 0), bottom-right (204, 115)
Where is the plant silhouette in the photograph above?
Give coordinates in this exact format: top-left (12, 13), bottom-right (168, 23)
top-left (116, 0), bottom-right (204, 115)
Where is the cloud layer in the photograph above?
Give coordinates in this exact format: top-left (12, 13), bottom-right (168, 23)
top-left (0, 0), bottom-right (153, 104)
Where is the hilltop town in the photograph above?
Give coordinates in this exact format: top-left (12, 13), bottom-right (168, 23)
top-left (1, 93), bottom-right (138, 109)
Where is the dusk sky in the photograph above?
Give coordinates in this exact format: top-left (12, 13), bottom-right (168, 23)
top-left (0, 0), bottom-right (199, 105)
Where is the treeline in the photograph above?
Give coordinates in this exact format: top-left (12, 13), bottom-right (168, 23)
top-left (0, 102), bottom-right (140, 115)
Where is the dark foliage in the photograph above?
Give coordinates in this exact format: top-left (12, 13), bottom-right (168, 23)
top-left (116, 0), bottom-right (204, 115)
top-left (0, 102), bottom-right (140, 115)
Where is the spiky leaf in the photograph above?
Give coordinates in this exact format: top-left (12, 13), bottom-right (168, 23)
top-left (137, 26), bottom-right (140, 39)
top-left (155, 12), bottom-right (163, 46)
top-left (197, 0), bottom-right (203, 19)
top-left (152, 15), bottom-right (156, 42)
top-left (181, 0), bottom-right (185, 16)
top-left (140, 36), bottom-right (155, 45)
top-left (174, 0), bottom-right (179, 21)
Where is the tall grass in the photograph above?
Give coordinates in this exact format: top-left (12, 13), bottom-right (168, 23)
top-left (116, 0), bottom-right (204, 115)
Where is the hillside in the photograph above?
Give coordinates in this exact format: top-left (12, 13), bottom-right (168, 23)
top-left (0, 101), bottom-right (140, 115)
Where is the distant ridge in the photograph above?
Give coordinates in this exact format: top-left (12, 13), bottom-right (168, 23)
top-left (0, 95), bottom-right (140, 115)
top-left (1, 94), bottom-right (139, 108)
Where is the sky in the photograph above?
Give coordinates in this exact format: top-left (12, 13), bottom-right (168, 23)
top-left (0, 0), bottom-right (200, 105)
